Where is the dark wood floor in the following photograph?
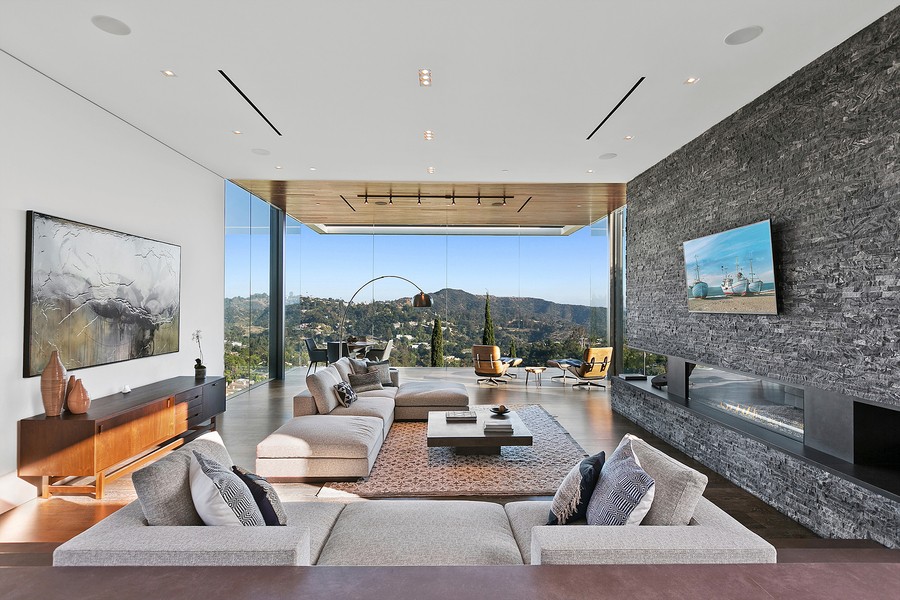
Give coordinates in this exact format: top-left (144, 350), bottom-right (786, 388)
top-left (1, 366), bottom-right (896, 565)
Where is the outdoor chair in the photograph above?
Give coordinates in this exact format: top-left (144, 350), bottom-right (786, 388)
top-left (305, 338), bottom-right (328, 375)
top-left (567, 347), bottom-right (612, 389)
top-left (473, 345), bottom-right (509, 385)
top-left (365, 338), bottom-right (394, 362)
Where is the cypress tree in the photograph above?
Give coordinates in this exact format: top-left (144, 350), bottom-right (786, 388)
top-left (482, 293), bottom-right (495, 346)
top-left (430, 317), bottom-right (444, 367)
top-left (509, 340), bottom-right (517, 358)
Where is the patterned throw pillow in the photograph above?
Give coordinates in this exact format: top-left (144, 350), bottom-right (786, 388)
top-left (189, 451), bottom-right (264, 526)
top-left (334, 381), bottom-right (357, 407)
top-left (232, 465), bottom-right (287, 526)
top-left (349, 357), bottom-right (370, 375)
top-left (366, 360), bottom-right (392, 385)
top-left (547, 451), bottom-right (606, 525)
top-left (349, 371), bottom-right (384, 393)
top-left (586, 440), bottom-right (655, 526)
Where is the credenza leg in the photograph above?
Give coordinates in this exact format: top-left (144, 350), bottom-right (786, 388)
top-left (94, 472), bottom-right (105, 499)
top-left (39, 476), bottom-right (50, 499)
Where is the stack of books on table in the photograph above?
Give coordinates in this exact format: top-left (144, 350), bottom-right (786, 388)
top-left (445, 411), bottom-right (477, 422)
top-left (483, 421), bottom-right (514, 434)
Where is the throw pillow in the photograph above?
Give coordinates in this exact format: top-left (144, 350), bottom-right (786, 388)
top-left (547, 451), bottom-right (606, 525)
top-left (624, 434), bottom-right (709, 526)
top-left (333, 381), bottom-right (358, 407)
top-left (349, 371), bottom-right (384, 393)
top-left (586, 440), bottom-right (655, 526)
top-left (366, 360), bottom-right (392, 385)
top-left (232, 465), bottom-right (287, 526)
top-left (189, 451), bottom-right (265, 526)
top-left (349, 357), bottom-right (370, 375)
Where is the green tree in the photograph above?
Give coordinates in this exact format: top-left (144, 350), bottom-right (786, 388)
top-left (431, 317), bottom-right (444, 367)
top-left (508, 340), bottom-right (517, 358)
top-left (482, 293), bottom-right (495, 346)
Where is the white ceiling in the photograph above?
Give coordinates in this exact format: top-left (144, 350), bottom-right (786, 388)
top-left (2, 1), bottom-right (897, 184)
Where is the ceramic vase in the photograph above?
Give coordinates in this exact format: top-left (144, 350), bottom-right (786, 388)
top-left (195, 366), bottom-right (207, 380)
top-left (63, 375), bottom-right (76, 412)
top-left (40, 350), bottom-right (67, 417)
top-left (66, 378), bottom-right (91, 414)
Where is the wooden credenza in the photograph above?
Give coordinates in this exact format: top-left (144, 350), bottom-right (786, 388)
top-left (18, 376), bottom-right (226, 499)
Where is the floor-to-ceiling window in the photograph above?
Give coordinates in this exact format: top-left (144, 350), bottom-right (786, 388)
top-left (224, 182), bottom-right (278, 396)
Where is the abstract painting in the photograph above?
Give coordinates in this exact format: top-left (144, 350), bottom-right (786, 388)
top-left (25, 211), bottom-right (181, 376)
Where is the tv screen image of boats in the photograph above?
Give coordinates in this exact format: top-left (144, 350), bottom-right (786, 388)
top-left (682, 220), bottom-right (778, 315)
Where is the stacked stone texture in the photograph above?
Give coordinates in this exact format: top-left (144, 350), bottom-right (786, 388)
top-left (612, 379), bottom-right (900, 548)
top-left (625, 9), bottom-right (900, 408)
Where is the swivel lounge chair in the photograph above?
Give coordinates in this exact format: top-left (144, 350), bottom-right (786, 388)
top-left (502, 356), bottom-right (523, 378)
top-left (473, 345), bottom-right (509, 385)
top-left (567, 347), bottom-right (612, 389)
top-left (305, 338), bottom-right (328, 376)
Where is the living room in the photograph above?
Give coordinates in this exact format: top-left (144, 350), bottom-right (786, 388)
top-left (1, 2), bottom-right (899, 598)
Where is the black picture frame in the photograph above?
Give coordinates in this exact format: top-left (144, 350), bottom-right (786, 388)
top-left (24, 211), bottom-right (182, 377)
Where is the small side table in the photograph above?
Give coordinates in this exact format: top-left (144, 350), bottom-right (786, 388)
top-left (524, 366), bottom-right (547, 386)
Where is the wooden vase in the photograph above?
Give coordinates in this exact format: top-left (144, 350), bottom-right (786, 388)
top-left (40, 350), bottom-right (67, 417)
top-left (66, 378), bottom-right (91, 414)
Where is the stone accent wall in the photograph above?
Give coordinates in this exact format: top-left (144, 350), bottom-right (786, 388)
top-left (625, 10), bottom-right (900, 408)
top-left (612, 379), bottom-right (900, 548)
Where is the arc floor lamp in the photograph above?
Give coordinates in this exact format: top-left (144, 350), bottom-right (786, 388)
top-left (336, 275), bottom-right (432, 354)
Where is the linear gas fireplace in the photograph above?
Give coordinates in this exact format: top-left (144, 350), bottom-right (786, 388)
top-left (688, 365), bottom-right (805, 442)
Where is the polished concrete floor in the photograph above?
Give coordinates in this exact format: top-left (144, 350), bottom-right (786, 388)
top-left (1, 365), bottom-right (897, 565)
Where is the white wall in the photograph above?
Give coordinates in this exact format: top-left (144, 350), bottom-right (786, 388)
top-left (0, 53), bottom-right (225, 512)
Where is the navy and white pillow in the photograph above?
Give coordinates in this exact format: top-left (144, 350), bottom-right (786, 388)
top-left (232, 465), bottom-right (287, 526)
top-left (586, 439), bottom-right (655, 526)
top-left (333, 381), bottom-right (358, 407)
top-left (548, 451), bottom-right (606, 525)
top-left (189, 451), bottom-right (265, 526)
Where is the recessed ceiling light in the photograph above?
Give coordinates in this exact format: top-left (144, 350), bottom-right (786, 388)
top-left (275, 165), bottom-right (283, 169)
top-left (423, 130), bottom-right (435, 141)
top-left (598, 153), bottom-right (618, 160)
top-left (684, 77), bottom-right (699, 85)
top-left (161, 70), bottom-right (176, 77)
top-left (586, 169), bottom-right (594, 174)
top-left (232, 130), bottom-right (242, 135)
top-left (426, 166), bottom-right (435, 174)
top-left (624, 135), bottom-right (634, 140)
top-left (309, 167), bottom-right (317, 171)
top-left (418, 68), bottom-right (432, 87)
top-left (251, 148), bottom-right (270, 156)
top-left (91, 15), bottom-right (131, 36)
top-left (725, 25), bottom-right (764, 46)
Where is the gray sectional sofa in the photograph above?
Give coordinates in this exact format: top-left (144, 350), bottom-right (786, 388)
top-left (255, 358), bottom-right (469, 480)
top-left (53, 431), bottom-right (777, 567)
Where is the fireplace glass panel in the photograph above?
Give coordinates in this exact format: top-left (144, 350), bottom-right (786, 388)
top-left (689, 365), bottom-right (804, 442)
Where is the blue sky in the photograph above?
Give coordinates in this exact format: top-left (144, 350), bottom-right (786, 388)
top-left (683, 220), bottom-right (776, 287)
top-left (225, 182), bottom-right (610, 307)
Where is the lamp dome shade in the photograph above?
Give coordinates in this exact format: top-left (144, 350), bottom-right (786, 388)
top-left (413, 292), bottom-right (432, 307)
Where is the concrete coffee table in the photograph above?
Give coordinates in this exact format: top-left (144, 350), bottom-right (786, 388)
top-left (426, 409), bottom-right (533, 455)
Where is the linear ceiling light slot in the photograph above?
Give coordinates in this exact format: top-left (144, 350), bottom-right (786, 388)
top-left (586, 76), bottom-right (645, 141)
top-left (218, 70), bottom-right (283, 136)
top-left (340, 195), bottom-right (356, 211)
top-left (516, 196), bottom-right (533, 213)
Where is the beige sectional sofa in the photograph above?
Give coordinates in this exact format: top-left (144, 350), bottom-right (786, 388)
top-left (255, 358), bottom-right (469, 480)
top-left (54, 431), bottom-right (777, 567)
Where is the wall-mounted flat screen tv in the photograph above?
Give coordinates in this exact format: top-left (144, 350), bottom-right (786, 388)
top-left (683, 219), bottom-right (778, 315)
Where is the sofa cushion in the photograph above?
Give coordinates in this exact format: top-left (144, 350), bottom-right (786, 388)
top-left (333, 381), bottom-right (357, 407)
top-left (394, 381), bottom-right (469, 407)
top-left (349, 357), bottom-right (370, 375)
top-left (332, 358), bottom-right (354, 383)
top-left (316, 500), bottom-right (523, 566)
top-left (256, 415), bottom-right (382, 460)
top-left (306, 366), bottom-right (342, 414)
top-left (329, 396), bottom-right (395, 438)
top-left (548, 451), bottom-right (605, 525)
top-left (349, 371), bottom-right (383, 392)
top-left (190, 451), bottom-right (265, 527)
top-left (587, 438), bottom-right (655, 526)
top-left (232, 465), bottom-right (288, 526)
top-left (505, 500), bottom-right (562, 564)
top-left (282, 501), bottom-right (347, 564)
top-left (132, 431), bottom-right (233, 526)
top-left (625, 434), bottom-right (709, 526)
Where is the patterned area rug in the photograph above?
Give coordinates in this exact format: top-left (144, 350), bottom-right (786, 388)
top-left (320, 404), bottom-right (586, 498)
